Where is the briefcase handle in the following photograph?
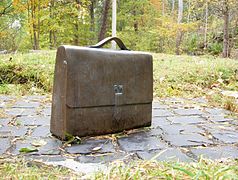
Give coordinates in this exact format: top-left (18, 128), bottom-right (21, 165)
top-left (90, 37), bottom-right (129, 50)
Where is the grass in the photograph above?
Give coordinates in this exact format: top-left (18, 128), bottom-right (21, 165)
top-left (0, 157), bottom-right (77, 179)
top-left (153, 53), bottom-right (238, 98)
top-left (0, 51), bottom-right (55, 95)
top-left (1, 52), bottom-right (237, 97)
top-left (153, 54), bottom-right (238, 113)
top-left (95, 158), bottom-right (238, 179)
top-left (1, 51), bottom-right (237, 111)
top-left (0, 157), bottom-right (237, 179)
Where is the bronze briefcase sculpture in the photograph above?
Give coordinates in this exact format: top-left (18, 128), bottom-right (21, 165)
top-left (50, 37), bottom-right (153, 139)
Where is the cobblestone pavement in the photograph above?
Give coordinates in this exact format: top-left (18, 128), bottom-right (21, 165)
top-left (0, 96), bottom-right (238, 173)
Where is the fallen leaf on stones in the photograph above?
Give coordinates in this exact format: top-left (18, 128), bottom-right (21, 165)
top-left (207, 91), bottom-right (215, 95)
top-left (159, 77), bottom-right (166, 83)
top-left (228, 134), bottom-right (236, 138)
top-left (19, 147), bottom-right (38, 153)
top-left (63, 133), bottom-right (81, 147)
top-left (221, 90), bottom-right (238, 99)
top-left (11, 137), bottom-right (22, 143)
top-left (31, 140), bottom-right (47, 147)
top-left (75, 136), bottom-right (82, 144)
top-left (217, 78), bottom-right (224, 84)
top-left (211, 83), bottom-right (220, 88)
top-left (92, 146), bottom-right (102, 151)
top-left (180, 148), bottom-right (189, 153)
top-left (208, 135), bottom-right (213, 139)
top-left (201, 104), bottom-right (208, 107)
top-left (199, 132), bottom-right (206, 137)
top-left (65, 132), bottom-right (74, 140)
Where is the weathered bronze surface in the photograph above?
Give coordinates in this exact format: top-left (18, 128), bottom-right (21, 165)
top-left (50, 37), bottom-right (153, 139)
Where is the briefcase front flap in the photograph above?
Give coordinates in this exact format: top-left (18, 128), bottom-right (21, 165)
top-left (64, 46), bottom-right (153, 108)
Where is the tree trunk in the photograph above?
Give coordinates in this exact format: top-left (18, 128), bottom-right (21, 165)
top-left (204, 0), bottom-right (208, 49)
top-left (177, 0), bottom-right (183, 24)
top-left (49, 31), bottom-right (52, 49)
top-left (176, 32), bottom-right (183, 55)
top-left (132, 10), bottom-right (138, 32)
top-left (27, 1), bottom-right (33, 48)
top-left (222, 1), bottom-right (230, 58)
top-left (32, 0), bottom-right (37, 49)
top-left (176, 0), bottom-right (183, 55)
top-left (171, 0), bottom-right (175, 13)
top-left (31, 0), bottom-right (40, 50)
top-left (49, 0), bottom-right (55, 49)
top-left (74, 23), bottom-right (79, 45)
top-left (98, 0), bottom-right (110, 41)
top-left (53, 31), bottom-right (57, 48)
top-left (37, 0), bottom-right (40, 49)
top-left (89, 0), bottom-right (95, 32)
top-left (73, 0), bottom-right (81, 45)
top-left (187, 0), bottom-right (190, 22)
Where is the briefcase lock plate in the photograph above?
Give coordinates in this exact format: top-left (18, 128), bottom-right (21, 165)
top-left (113, 85), bottom-right (123, 95)
top-left (113, 85), bottom-right (123, 122)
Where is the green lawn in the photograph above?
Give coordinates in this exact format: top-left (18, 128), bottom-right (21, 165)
top-left (0, 51), bottom-right (237, 111)
top-left (1, 52), bottom-right (237, 96)
top-left (1, 157), bottom-right (237, 179)
top-left (0, 51), bottom-right (55, 95)
top-left (153, 53), bottom-right (238, 98)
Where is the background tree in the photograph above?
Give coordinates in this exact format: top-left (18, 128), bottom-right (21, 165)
top-left (98, 0), bottom-right (110, 41)
top-left (0, 0), bottom-right (237, 58)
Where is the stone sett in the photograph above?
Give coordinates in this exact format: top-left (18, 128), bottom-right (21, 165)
top-left (173, 109), bottom-right (204, 116)
top-left (0, 118), bottom-right (10, 126)
top-left (167, 116), bottom-right (205, 124)
top-left (137, 148), bottom-right (193, 162)
top-left (159, 124), bottom-right (204, 135)
top-left (11, 137), bottom-right (61, 155)
top-left (204, 115), bottom-right (234, 123)
top-left (164, 134), bottom-right (213, 147)
top-left (74, 152), bottom-right (137, 164)
top-left (152, 109), bottom-right (174, 117)
top-left (41, 107), bottom-right (51, 116)
top-left (5, 108), bottom-right (37, 117)
top-left (118, 132), bottom-right (167, 152)
top-left (0, 126), bottom-right (28, 137)
top-left (152, 102), bottom-right (169, 109)
top-left (31, 126), bottom-right (51, 137)
top-left (12, 100), bottom-right (41, 108)
top-left (205, 108), bottom-right (231, 115)
top-left (66, 139), bottom-right (115, 154)
top-left (0, 138), bottom-right (11, 155)
top-left (16, 116), bottom-right (50, 126)
top-left (191, 146), bottom-right (238, 160)
top-left (211, 130), bottom-right (238, 144)
top-left (151, 117), bottom-right (171, 128)
top-left (0, 96), bottom-right (238, 166)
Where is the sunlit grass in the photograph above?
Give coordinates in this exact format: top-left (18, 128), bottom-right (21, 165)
top-left (1, 157), bottom-right (237, 179)
top-left (0, 51), bottom-right (55, 95)
top-left (95, 158), bottom-right (238, 179)
top-left (0, 157), bottom-right (77, 179)
top-left (153, 53), bottom-right (238, 98)
top-left (0, 52), bottom-right (238, 111)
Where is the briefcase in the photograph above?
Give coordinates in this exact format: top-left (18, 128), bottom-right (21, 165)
top-left (50, 37), bottom-right (153, 139)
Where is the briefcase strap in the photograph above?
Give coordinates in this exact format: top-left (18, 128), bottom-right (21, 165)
top-left (90, 37), bottom-right (129, 50)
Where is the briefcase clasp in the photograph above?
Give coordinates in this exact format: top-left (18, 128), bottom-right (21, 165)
top-left (113, 85), bottom-right (123, 122)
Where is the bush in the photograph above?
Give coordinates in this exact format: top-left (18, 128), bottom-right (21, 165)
top-left (207, 42), bottom-right (223, 55)
top-left (0, 51), bottom-right (55, 95)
